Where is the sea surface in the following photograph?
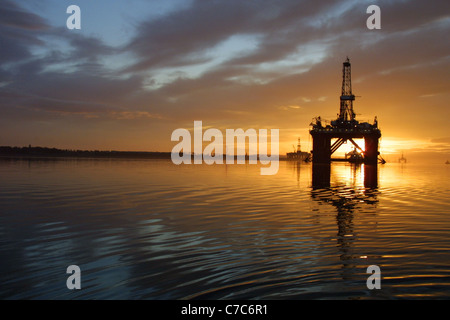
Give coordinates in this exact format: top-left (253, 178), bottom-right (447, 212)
top-left (0, 158), bottom-right (449, 299)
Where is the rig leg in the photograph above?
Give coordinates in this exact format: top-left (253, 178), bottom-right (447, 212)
top-left (312, 135), bottom-right (331, 163)
top-left (364, 136), bottom-right (379, 165)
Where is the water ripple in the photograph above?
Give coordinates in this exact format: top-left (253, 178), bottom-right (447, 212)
top-left (0, 159), bottom-right (449, 299)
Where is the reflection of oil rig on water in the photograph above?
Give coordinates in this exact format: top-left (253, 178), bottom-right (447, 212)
top-left (286, 138), bottom-right (311, 162)
top-left (309, 58), bottom-right (386, 164)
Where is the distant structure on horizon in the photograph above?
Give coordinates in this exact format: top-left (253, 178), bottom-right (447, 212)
top-left (286, 138), bottom-right (311, 162)
top-left (399, 152), bottom-right (407, 163)
top-left (345, 147), bottom-right (364, 163)
top-left (309, 57), bottom-right (385, 164)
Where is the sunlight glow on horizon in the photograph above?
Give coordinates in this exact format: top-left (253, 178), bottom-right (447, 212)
top-left (0, 0), bottom-right (448, 166)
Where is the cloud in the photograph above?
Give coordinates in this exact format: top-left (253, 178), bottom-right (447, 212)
top-left (430, 137), bottom-right (450, 145)
top-left (0, 1), bottom-right (49, 63)
top-left (0, 0), bottom-right (449, 152)
top-left (124, 0), bottom-right (347, 72)
top-left (0, 1), bottom-right (49, 30)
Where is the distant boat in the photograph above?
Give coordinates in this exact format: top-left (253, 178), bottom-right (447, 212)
top-left (345, 148), bottom-right (364, 163)
top-left (399, 152), bottom-right (407, 163)
top-left (446, 160), bottom-right (450, 164)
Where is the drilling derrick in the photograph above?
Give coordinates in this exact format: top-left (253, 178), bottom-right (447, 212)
top-left (309, 58), bottom-right (384, 165)
top-left (339, 58), bottom-right (355, 122)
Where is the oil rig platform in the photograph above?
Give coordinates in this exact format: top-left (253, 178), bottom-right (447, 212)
top-left (310, 58), bottom-right (385, 164)
top-left (286, 138), bottom-right (311, 162)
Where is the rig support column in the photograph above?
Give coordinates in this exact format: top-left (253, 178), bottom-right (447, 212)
top-left (312, 134), bottom-right (331, 163)
top-left (364, 135), bottom-right (379, 165)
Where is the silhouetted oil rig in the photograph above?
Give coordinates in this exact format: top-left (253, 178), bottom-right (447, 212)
top-left (286, 137), bottom-right (311, 161)
top-left (310, 58), bottom-right (385, 164)
top-left (398, 152), bottom-right (407, 163)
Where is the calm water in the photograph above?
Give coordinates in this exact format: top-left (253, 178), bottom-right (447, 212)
top-left (0, 158), bottom-right (449, 299)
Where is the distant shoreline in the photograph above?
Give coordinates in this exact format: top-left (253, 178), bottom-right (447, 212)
top-left (0, 146), bottom-right (290, 161)
top-left (0, 146), bottom-right (172, 160)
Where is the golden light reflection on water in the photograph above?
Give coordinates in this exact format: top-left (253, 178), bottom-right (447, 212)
top-left (330, 163), bottom-right (366, 187)
top-left (0, 159), bottom-right (449, 299)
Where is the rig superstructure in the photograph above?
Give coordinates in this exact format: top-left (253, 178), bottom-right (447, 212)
top-left (310, 58), bottom-right (385, 164)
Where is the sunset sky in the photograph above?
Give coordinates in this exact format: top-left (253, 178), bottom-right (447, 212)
top-left (0, 0), bottom-right (449, 162)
